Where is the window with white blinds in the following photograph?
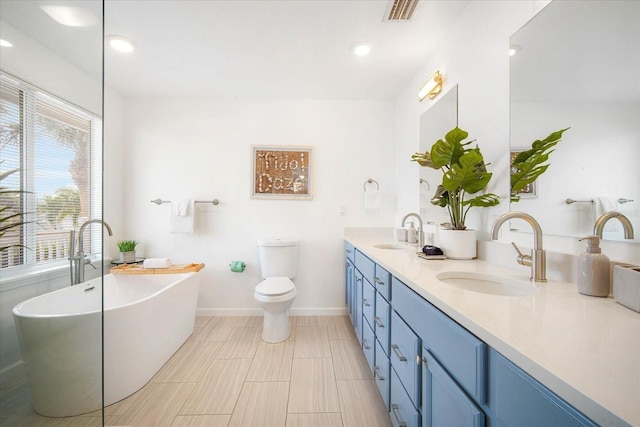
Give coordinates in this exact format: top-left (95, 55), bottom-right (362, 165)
top-left (0, 74), bottom-right (102, 269)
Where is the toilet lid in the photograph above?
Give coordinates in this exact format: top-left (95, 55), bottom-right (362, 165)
top-left (256, 277), bottom-right (295, 296)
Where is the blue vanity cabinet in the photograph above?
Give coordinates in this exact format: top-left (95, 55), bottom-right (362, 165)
top-left (354, 270), bottom-right (363, 344)
top-left (422, 350), bottom-right (484, 427)
top-left (488, 349), bottom-right (597, 427)
top-left (345, 258), bottom-right (355, 321)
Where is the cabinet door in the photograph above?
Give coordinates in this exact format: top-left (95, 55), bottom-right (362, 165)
top-left (488, 349), bottom-right (597, 427)
top-left (362, 319), bottom-right (375, 374)
top-left (390, 367), bottom-right (421, 427)
top-left (422, 350), bottom-right (484, 427)
top-left (345, 259), bottom-right (354, 320)
top-left (354, 271), bottom-right (363, 344)
top-left (390, 310), bottom-right (421, 408)
top-left (362, 278), bottom-right (376, 330)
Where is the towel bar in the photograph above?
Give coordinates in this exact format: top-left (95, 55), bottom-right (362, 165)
top-left (151, 198), bottom-right (220, 206)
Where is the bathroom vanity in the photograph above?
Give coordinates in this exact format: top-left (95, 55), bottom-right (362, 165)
top-left (344, 231), bottom-right (639, 427)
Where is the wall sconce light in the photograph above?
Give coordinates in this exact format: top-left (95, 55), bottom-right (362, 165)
top-left (418, 70), bottom-right (443, 101)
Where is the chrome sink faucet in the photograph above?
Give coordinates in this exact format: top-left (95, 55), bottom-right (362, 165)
top-left (70, 219), bottom-right (113, 285)
top-left (594, 211), bottom-right (635, 239)
top-left (491, 212), bottom-right (546, 282)
top-left (401, 212), bottom-right (424, 249)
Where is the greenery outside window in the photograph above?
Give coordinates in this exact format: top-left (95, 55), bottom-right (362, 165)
top-left (0, 73), bottom-right (102, 270)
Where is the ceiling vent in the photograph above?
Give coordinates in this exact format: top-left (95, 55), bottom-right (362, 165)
top-left (385, 0), bottom-right (420, 21)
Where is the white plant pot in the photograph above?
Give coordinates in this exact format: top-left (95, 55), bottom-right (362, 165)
top-left (437, 229), bottom-right (477, 260)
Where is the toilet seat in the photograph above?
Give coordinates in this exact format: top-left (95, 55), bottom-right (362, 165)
top-left (255, 277), bottom-right (295, 297)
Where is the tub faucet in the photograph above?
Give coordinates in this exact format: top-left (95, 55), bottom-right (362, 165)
top-left (401, 212), bottom-right (424, 249)
top-left (594, 211), bottom-right (635, 239)
top-left (491, 211), bottom-right (546, 282)
top-left (70, 219), bottom-right (113, 285)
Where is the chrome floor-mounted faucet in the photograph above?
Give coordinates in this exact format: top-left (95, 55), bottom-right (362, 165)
top-left (69, 219), bottom-right (113, 285)
top-left (491, 212), bottom-right (546, 282)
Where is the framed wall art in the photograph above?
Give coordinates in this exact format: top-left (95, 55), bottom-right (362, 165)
top-left (251, 146), bottom-right (313, 200)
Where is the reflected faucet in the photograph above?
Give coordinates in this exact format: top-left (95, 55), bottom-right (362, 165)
top-left (491, 212), bottom-right (546, 282)
top-left (593, 211), bottom-right (635, 239)
top-left (70, 219), bottom-right (113, 285)
top-left (401, 212), bottom-right (424, 249)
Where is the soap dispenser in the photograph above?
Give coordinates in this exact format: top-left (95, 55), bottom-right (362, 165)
top-left (576, 235), bottom-right (610, 297)
top-left (406, 221), bottom-right (417, 243)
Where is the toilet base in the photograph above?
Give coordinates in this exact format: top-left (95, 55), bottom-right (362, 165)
top-left (261, 310), bottom-right (291, 343)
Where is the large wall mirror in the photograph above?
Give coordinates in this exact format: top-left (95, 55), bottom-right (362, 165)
top-left (510, 0), bottom-right (639, 242)
top-left (419, 85), bottom-right (458, 222)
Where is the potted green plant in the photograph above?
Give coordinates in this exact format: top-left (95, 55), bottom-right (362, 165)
top-left (1, 164), bottom-right (30, 254)
top-left (412, 127), bottom-right (500, 259)
top-left (117, 239), bottom-right (138, 264)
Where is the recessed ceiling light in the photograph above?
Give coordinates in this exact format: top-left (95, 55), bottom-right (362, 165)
top-left (0, 39), bottom-right (13, 48)
top-left (352, 41), bottom-right (373, 57)
top-left (107, 35), bottom-right (136, 53)
top-left (509, 44), bottom-right (521, 56)
top-left (41, 5), bottom-right (99, 27)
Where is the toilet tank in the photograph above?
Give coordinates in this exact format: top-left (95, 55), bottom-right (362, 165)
top-left (258, 239), bottom-right (299, 279)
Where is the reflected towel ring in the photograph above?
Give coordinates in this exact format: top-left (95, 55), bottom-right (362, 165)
top-left (420, 178), bottom-right (430, 191)
top-left (364, 178), bottom-right (379, 192)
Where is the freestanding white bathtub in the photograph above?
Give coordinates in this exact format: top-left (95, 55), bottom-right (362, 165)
top-left (12, 272), bottom-right (201, 417)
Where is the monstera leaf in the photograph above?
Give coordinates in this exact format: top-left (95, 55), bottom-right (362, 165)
top-left (511, 128), bottom-right (569, 202)
top-left (413, 127), bottom-right (500, 230)
top-left (0, 164), bottom-right (31, 252)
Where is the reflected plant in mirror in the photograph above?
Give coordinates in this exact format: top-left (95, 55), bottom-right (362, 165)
top-left (510, 127), bottom-right (569, 202)
top-left (412, 127), bottom-right (500, 230)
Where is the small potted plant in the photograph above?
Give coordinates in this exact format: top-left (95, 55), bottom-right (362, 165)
top-left (117, 240), bottom-right (138, 264)
top-left (412, 127), bottom-right (500, 259)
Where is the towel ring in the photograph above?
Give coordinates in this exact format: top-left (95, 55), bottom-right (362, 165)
top-left (419, 178), bottom-right (430, 191)
top-left (364, 178), bottom-right (379, 192)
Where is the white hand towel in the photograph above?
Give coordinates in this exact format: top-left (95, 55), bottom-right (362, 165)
top-left (364, 190), bottom-right (380, 210)
top-left (593, 197), bottom-right (621, 232)
top-left (170, 198), bottom-right (195, 233)
top-left (143, 258), bottom-right (171, 269)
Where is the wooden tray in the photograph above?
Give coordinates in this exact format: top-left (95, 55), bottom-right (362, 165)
top-left (111, 263), bottom-right (205, 275)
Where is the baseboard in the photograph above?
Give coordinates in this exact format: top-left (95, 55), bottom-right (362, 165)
top-left (196, 307), bottom-right (348, 317)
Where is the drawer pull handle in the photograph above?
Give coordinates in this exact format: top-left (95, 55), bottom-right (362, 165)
top-left (363, 339), bottom-right (370, 350)
top-left (362, 299), bottom-right (371, 307)
top-left (374, 366), bottom-right (385, 381)
top-left (391, 344), bottom-right (407, 362)
top-left (346, 249), bottom-right (352, 253)
top-left (374, 277), bottom-right (384, 285)
top-left (374, 316), bottom-right (384, 328)
top-left (356, 278), bottom-right (362, 283)
top-left (391, 404), bottom-right (407, 427)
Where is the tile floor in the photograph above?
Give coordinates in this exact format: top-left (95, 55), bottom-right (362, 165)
top-left (0, 315), bottom-right (392, 426)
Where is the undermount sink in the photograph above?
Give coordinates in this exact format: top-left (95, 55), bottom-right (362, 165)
top-left (436, 271), bottom-right (537, 297)
top-left (373, 244), bottom-right (406, 250)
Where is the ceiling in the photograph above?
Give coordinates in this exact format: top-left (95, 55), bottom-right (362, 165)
top-left (0, 0), bottom-right (471, 100)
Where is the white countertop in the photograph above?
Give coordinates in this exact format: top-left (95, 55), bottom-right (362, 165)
top-left (345, 231), bottom-right (640, 427)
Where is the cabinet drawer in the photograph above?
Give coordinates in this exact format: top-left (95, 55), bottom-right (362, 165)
top-left (374, 264), bottom-right (391, 301)
top-left (489, 349), bottom-right (597, 427)
top-left (393, 277), bottom-right (486, 403)
top-left (374, 339), bottom-right (390, 411)
top-left (375, 292), bottom-right (390, 355)
top-left (390, 367), bottom-right (420, 427)
top-left (355, 250), bottom-right (376, 286)
top-left (362, 320), bottom-right (375, 374)
top-left (423, 349), bottom-right (484, 427)
top-left (390, 310), bottom-right (421, 408)
top-left (362, 279), bottom-right (376, 330)
top-left (345, 241), bottom-right (355, 263)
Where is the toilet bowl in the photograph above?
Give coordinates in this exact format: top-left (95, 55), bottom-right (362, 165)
top-left (254, 277), bottom-right (297, 343)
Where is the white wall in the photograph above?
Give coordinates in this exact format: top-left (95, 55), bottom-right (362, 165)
top-left (121, 98), bottom-right (396, 314)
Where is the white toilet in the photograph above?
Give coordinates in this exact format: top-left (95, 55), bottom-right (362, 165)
top-left (254, 239), bottom-right (299, 343)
